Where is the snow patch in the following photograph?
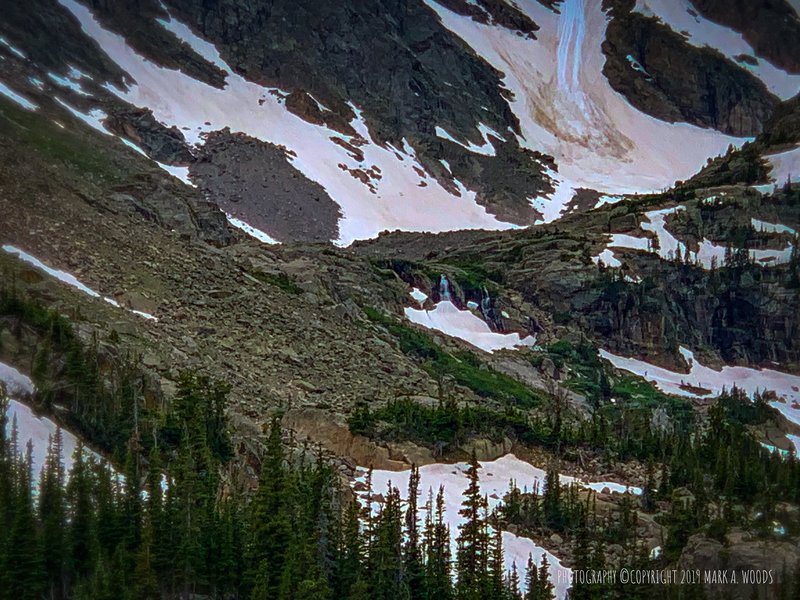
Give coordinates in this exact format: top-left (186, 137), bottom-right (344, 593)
top-left (600, 347), bottom-right (800, 428)
top-left (0, 81), bottom-right (38, 110)
top-left (225, 214), bottom-right (280, 245)
top-left (55, 98), bottom-right (109, 134)
top-left (409, 287), bottom-right (429, 304)
top-left (0, 362), bottom-right (34, 397)
top-left (764, 146), bottom-right (800, 186)
top-left (47, 71), bottom-right (91, 96)
top-left (404, 299), bottom-right (536, 353)
top-left (2, 245), bottom-right (157, 320)
top-left (591, 248), bottom-right (621, 268)
top-left (751, 218), bottom-right (797, 236)
top-left (0, 36), bottom-right (26, 59)
top-left (434, 122), bottom-right (503, 156)
top-left (1, 361), bottom-right (98, 477)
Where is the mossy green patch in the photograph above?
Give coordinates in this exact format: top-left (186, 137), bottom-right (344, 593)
top-left (0, 97), bottom-right (130, 183)
top-left (363, 306), bottom-right (544, 408)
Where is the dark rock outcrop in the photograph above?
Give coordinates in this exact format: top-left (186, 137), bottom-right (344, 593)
top-left (692, 0), bottom-right (800, 74)
top-left (602, 11), bottom-right (779, 136)
top-left (104, 106), bottom-right (194, 165)
top-left (434, 0), bottom-right (539, 36)
top-left (191, 130), bottom-right (342, 243)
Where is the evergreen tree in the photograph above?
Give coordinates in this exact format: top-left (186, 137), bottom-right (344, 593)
top-left (425, 487), bottom-right (452, 600)
top-left (67, 444), bottom-right (95, 584)
top-left (369, 484), bottom-right (408, 600)
top-left (405, 465), bottom-right (425, 600)
top-left (6, 441), bottom-right (44, 600)
top-left (248, 418), bottom-right (290, 599)
top-left (456, 453), bottom-right (488, 600)
top-left (507, 563), bottom-right (522, 600)
top-left (523, 556), bottom-right (539, 600)
top-left (542, 467), bottom-right (562, 530)
top-left (39, 429), bottom-right (66, 600)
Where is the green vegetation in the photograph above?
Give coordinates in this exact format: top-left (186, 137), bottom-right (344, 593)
top-left (0, 97), bottom-right (130, 182)
top-left (348, 397), bottom-right (551, 449)
top-left (442, 259), bottom-right (504, 295)
top-left (249, 270), bottom-right (304, 295)
top-left (363, 306), bottom-right (545, 408)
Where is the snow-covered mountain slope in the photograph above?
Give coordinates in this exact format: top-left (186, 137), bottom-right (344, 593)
top-left (0, 0), bottom-right (796, 243)
top-left (427, 0), bottom-right (747, 221)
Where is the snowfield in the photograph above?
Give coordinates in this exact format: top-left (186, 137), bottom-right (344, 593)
top-left (600, 347), bottom-right (800, 428)
top-left (764, 146), bottom-right (800, 187)
top-left (404, 296), bottom-right (536, 353)
top-left (226, 214), bottom-right (280, 245)
top-left (59, 0), bottom-right (515, 245)
top-left (354, 454), bottom-right (640, 598)
top-left (751, 218), bottom-right (797, 236)
top-left (427, 0), bottom-right (744, 221)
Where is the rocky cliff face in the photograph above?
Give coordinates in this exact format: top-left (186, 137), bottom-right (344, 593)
top-left (693, 0), bottom-right (800, 74)
top-left (602, 9), bottom-right (778, 136)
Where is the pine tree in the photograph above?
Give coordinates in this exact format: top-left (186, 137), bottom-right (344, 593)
top-left (369, 484), bottom-right (408, 600)
top-left (336, 500), bottom-right (363, 597)
top-left (456, 453), bottom-right (488, 600)
top-left (508, 563), bottom-right (522, 600)
top-left (248, 418), bottom-right (290, 599)
top-left (67, 444), bottom-right (96, 584)
top-left (133, 511), bottom-right (160, 600)
top-left (642, 459), bottom-right (657, 512)
top-left (537, 555), bottom-right (554, 600)
top-left (0, 396), bottom-right (12, 600)
top-left (405, 465), bottom-right (425, 600)
top-left (542, 467), bottom-right (562, 530)
top-left (485, 521), bottom-right (505, 598)
top-left (6, 441), bottom-right (44, 600)
top-left (425, 486), bottom-right (452, 600)
top-left (524, 556), bottom-right (538, 600)
top-left (39, 429), bottom-right (66, 600)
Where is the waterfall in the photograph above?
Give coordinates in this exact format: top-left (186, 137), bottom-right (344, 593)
top-left (438, 274), bottom-right (452, 301)
top-left (480, 286), bottom-right (492, 318)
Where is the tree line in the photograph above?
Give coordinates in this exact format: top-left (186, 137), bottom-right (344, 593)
top-left (1, 377), bottom-right (561, 600)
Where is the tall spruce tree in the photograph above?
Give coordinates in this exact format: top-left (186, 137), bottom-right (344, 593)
top-left (40, 429), bottom-right (66, 600)
top-left (248, 418), bottom-right (290, 599)
top-left (6, 440), bottom-right (44, 600)
top-left (405, 465), bottom-right (425, 600)
top-left (424, 486), bottom-right (452, 600)
top-left (456, 453), bottom-right (488, 600)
